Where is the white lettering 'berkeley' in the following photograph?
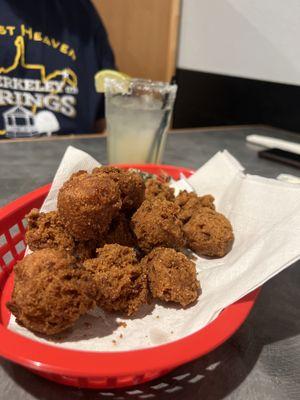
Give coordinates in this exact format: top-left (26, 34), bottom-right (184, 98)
top-left (0, 76), bottom-right (73, 94)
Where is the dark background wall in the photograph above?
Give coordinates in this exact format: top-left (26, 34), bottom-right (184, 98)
top-left (173, 69), bottom-right (300, 133)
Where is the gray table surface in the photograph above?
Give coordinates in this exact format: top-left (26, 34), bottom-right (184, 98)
top-left (0, 126), bottom-right (299, 400)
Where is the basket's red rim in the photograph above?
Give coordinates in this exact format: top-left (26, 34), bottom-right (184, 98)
top-left (0, 164), bottom-right (260, 378)
top-left (0, 183), bottom-right (51, 220)
top-left (114, 163), bottom-right (195, 173)
top-left (0, 289), bottom-right (260, 377)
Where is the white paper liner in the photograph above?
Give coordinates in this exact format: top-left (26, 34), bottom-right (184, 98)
top-left (8, 146), bottom-right (300, 351)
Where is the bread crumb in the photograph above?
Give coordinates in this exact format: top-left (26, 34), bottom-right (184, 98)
top-left (156, 316), bottom-right (160, 319)
top-left (112, 340), bottom-right (117, 345)
top-left (118, 322), bottom-right (127, 328)
top-left (119, 334), bottom-right (123, 339)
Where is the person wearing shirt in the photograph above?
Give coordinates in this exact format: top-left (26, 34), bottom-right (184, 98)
top-left (0, 0), bottom-right (115, 138)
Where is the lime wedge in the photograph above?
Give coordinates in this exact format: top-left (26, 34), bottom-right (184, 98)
top-left (94, 69), bottom-right (130, 93)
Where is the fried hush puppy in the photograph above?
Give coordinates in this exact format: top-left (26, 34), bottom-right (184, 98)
top-left (183, 208), bottom-right (234, 258)
top-left (25, 209), bottom-right (74, 252)
top-left (142, 247), bottom-right (200, 307)
top-left (131, 199), bottom-right (186, 253)
top-left (84, 244), bottom-right (148, 316)
top-left (145, 178), bottom-right (175, 201)
top-left (25, 209), bottom-right (97, 262)
top-left (103, 213), bottom-right (137, 248)
top-left (73, 239), bottom-right (98, 261)
top-left (92, 166), bottom-right (145, 213)
top-left (175, 190), bottom-right (215, 223)
top-left (57, 171), bottom-right (121, 241)
top-left (7, 249), bottom-right (96, 335)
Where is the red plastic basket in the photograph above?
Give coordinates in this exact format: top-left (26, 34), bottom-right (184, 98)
top-left (0, 164), bottom-right (260, 389)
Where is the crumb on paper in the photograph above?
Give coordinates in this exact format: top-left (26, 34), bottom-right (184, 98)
top-left (119, 334), bottom-right (123, 339)
top-left (112, 340), bottom-right (117, 345)
top-left (156, 315), bottom-right (160, 319)
top-left (118, 321), bottom-right (127, 328)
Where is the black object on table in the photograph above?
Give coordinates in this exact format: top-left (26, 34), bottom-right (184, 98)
top-left (258, 148), bottom-right (300, 169)
top-left (0, 125), bottom-right (299, 400)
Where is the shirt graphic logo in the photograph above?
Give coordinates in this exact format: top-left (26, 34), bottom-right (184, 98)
top-left (0, 29), bottom-right (78, 138)
top-left (0, 36), bottom-right (77, 89)
top-left (3, 105), bottom-right (60, 138)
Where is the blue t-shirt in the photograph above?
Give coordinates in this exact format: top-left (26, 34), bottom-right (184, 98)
top-left (0, 0), bottom-right (115, 138)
